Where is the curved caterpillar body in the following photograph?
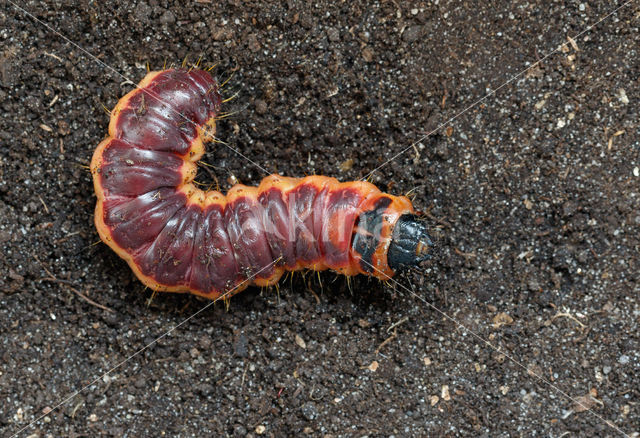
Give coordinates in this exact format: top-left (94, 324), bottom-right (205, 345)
top-left (91, 68), bottom-right (433, 299)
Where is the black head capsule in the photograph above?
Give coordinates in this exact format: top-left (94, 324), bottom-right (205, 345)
top-left (388, 214), bottom-right (434, 272)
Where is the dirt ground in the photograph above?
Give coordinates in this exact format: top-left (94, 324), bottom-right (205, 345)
top-left (1, 0), bottom-right (639, 436)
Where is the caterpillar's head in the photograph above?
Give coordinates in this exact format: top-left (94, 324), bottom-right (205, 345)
top-left (387, 214), bottom-right (434, 272)
top-left (351, 198), bottom-right (434, 279)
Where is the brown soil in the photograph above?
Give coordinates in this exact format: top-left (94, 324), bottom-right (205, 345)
top-left (1, 1), bottom-right (638, 437)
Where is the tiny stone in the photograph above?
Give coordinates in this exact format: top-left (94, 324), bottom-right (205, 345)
top-left (618, 88), bottom-right (629, 104)
top-left (233, 332), bottom-right (248, 357)
top-left (246, 34), bottom-right (261, 52)
top-left (534, 99), bottom-right (546, 110)
top-left (339, 158), bottom-right (354, 172)
top-left (619, 355), bottom-right (630, 365)
top-left (135, 2), bottom-right (152, 24)
top-left (255, 100), bottom-right (268, 115)
top-left (603, 365), bottom-right (612, 374)
top-left (562, 201), bottom-right (578, 217)
top-left (403, 25), bottom-right (423, 43)
top-left (301, 402), bottom-right (318, 421)
top-left (295, 334), bottom-right (306, 349)
top-left (197, 383), bottom-right (215, 396)
top-left (633, 167), bottom-right (639, 177)
top-left (8, 269), bottom-right (24, 282)
top-left (326, 27), bottom-right (340, 42)
top-left (434, 143), bottom-right (450, 160)
top-left (159, 10), bottom-right (176, 25)
top-left (362, 46), bottom-right (374, 62)
top-left (233, 424), bottom-right (247, 437)
top-left (579, 3), bottom-right (586, 11)
top-left (441, 385), bottom-right (451, 401)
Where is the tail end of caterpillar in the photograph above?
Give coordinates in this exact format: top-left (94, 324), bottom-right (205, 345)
top-left (387, 214), bottom-right (434, 272)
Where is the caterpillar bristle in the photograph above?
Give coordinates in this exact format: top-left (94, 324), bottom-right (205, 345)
top-left (209, 136), bottom-right (229, 145)
top-left (214, 111), bottom-right (240, 121)
top-left (223, 295), bottom-right (231, 311)
top-left (404, 185), bottom-right (424, 202)
top-left (100, 102), bottom-right (112, 116)
top-left (197, 160), bottom-right (214, 168)
top-left (219, 71), bottom-right (235, 89)
top-left (146, 289), bottom-right (157, 307)
top-left (222, 90), bottom-right (241, 103)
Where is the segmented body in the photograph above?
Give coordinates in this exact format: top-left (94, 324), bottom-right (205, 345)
top-left (91, 69), bottom-right (418, 299)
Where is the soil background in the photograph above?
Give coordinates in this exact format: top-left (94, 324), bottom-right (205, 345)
top-left (1, 1), bottom-right (639, 437)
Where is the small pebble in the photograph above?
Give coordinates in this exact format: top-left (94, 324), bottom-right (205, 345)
top-left (362, 46), bottom-right (374, 62)
top-left (403, 25), bottom-right (423, 43)
top-left (295, 334), bottom-right (306, 349)
top-left (326, 27), bottom-right (340, 42)
top-left (255, 99), bottom-right (267, 115)
top-left (301, 402), bottom-right (318, 421)
top-left (441, 385), bottom-right (451, 401)
top-left (159, 10), bottom-right (176, 25)
top-left (618, 88), bottom-right (629, 104)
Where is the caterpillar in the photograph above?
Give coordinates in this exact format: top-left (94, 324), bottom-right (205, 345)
top-left (91, 68), bottom-right (433, 300)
